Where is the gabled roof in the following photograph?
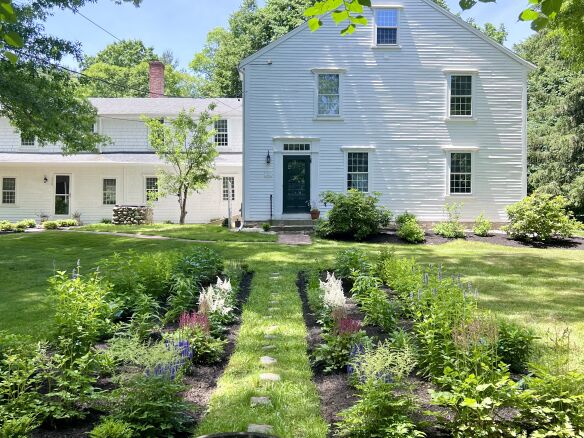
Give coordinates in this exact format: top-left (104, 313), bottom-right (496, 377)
top-left (239, 0), bottom-right (535, 71)
top-left (89, 98), bottom-right (242, 116)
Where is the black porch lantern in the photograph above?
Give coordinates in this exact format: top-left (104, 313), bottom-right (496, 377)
top-left (266, 150), bottom-right (271, 165)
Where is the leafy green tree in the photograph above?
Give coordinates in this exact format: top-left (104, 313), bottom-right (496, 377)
top-left (0, 0), bottom-right (140, 153)
top-left (515, 31), bottom-right (584, 213)
top-left (144, 107), bottom-right (219, 224)
top-left (78, 40), bottom-right (198, 97)
top-left (191, 0), bottom-right (314, 97)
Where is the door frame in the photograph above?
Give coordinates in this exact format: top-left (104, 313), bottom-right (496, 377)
top-left (53, 173), bottom-right (72, 217)
top-left (282, 155), bottom-right (311, 214)
top-left (271, 137), bottom-right (320, 220)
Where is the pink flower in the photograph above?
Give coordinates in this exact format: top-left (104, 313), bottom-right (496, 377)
top-left (179, 311), bottom-right (210, 333)
top-left (336, 318), bottom-right (361, 335)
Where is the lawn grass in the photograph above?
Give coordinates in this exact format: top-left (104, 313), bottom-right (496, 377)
top-left (74, 223), bottom-right (277, 242)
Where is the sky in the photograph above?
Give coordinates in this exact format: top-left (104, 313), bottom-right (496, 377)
top-left (43, 0), bottom-right (534, 71)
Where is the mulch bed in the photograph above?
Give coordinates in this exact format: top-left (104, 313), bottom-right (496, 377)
top-left (32, 272), bottom-right (253, 437)
top-left (365, 230), bottom-right (584, 250)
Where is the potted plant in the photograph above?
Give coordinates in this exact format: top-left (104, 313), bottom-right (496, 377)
top-left (310, 201), bottom-right (320, 220)
top-left (234, 217), bottom-right (242, 228)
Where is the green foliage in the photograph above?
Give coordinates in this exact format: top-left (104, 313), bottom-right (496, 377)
top-left (144, 107), bottom-right (219, 224)
top-left (497, 320), bottom-right (536, 374)
top-left (105, 335), bottom-right (183, 372)
top-left (396, 216), bottom-right (425, 243)
top-left (175, 247), bottom-right (224, 286)
top-left (395, 211), bottom-right (416, 228)
top-left (107, 374), bottom-right (194, 436)
top-left (313, 328), bottom-right (370, 373)
top-left (472, 213), bottom-right (491, 237)
top-left (0, 221), bottom-right (15, 232)
top-left (166, 325), bottom-right (226, 364)
top-left (42, 221), bottom-right (59, 230)
top-left (503, 193), bottom-right (579, 241)
top-left (335, 248), bottom-right (369, 279)
top-left (0, 415), bottom-right (37, 437)
top-left (261, 223), bottom-right (271, 232)
top-left (164, 274), bottom-right (199, 323)
top-left (17, 218), bottom-right (36, 228)
top-left (433, 202), bottom-right (466, 238)
top-left (89, 417), bottom-right (134, 438)
top-left (351, 275), bottom-right (397, 332)
top-left (48, 269), bottom-right (115, 355)
top-left (316, 190), bottom-right (392, 241)
top-left (56, 219), bottom-right (78, 227)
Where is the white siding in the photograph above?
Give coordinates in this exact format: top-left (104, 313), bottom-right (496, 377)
top-left (242, 0), bottom-right (529, 222)
top-left (0, 162), bottom-right (242, 224)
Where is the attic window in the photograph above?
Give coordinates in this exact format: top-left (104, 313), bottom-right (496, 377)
top-left (374, 8), bottom-right (399, 46)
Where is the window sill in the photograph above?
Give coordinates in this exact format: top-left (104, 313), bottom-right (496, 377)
top-left (313, 116), bottom-right (344, 121)
top-left (371, 45), bottom-right (401, 50)
top-left (444, 117), bottom-right (477, 123)
top-left (446, 193), bottom-right (474, 198)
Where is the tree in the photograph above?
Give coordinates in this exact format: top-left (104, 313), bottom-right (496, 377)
top-left (78, 40), bottom-right (199, 97)
top-left (191, 0), bottom-right (314, 97)
top-left (144, 107), bottom-right (219, 224)
top-left (0, 0), bottom-right (141, 153)
top-left (515, 31), bottom-right (584, 213)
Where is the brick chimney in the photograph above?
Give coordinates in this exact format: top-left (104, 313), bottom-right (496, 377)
top-left (149, 61), bottom-right (165, 98)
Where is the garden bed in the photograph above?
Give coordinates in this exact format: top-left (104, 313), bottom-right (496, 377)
top-left (364, 230), bottom-right (584, 249)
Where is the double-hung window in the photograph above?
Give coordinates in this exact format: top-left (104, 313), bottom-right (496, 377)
top-left (317, 73), bottom-right (340, 116)
top-left (449, 75), bottom-right (473, 117)
top-left (2, 178), bottom-right (16, 204)
top-left (145, 177), bottom-right (159, 202)
top-left (374, 8), bottom-right (399, 45)
top-left (347, 152), bottom-right (369, 192)
top-left (449, 152), bottom-right (472, 194)
top-left (20, 134), bottom-right (35, 147)
top-left (103, 178), bottom-right (116, 205)
top-left (214, 119), bottom-right (228, 147)
top-left (222, 176), bottom-right (235, 201)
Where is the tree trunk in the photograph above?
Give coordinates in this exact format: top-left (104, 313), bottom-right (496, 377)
top-left (179, 187), bottom-right (188, 225)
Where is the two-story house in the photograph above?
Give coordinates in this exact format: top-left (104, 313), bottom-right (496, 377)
top-left (239, 0), bottom-right (534, 223)
top-left (0, 63), bottom-right (242, 224)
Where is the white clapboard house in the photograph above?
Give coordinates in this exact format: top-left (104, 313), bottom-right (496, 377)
top-left (238, 0), bottom-right (534, 223)
top-left (0, 63), bottom-right (242, 224)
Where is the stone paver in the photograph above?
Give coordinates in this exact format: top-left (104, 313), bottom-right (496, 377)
top-left (260, 356), bottom-right (277, 366)
top-left (268, 307), bottom-right (280, 312)
top-left (248, 424), bottom-right (274, 434)
top-left (250, 396), bottom-right (272, 407)
top-left (259, 372), bottom-right (281, 382)
top-left (277, 233), bottom-right (312, 245)
top-left (262, 345), bottom-right (276, 350)
top-left (264, 334), bottom-right (277, 340)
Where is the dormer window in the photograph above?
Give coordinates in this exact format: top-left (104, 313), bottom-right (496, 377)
top-left (374, 8), bottom-right (399, 46)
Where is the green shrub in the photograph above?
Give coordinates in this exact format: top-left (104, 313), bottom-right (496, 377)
top-left (0, 221), bottom-right (15, 232)
top-left (14, 221), bottom-right (28, 232)
top-left (89, 417), bottom-right (134, 438)
top-left (107, 374), bottom-right (194, 436)
top-left (433, 202), bottom-right (466, 238)
top-left (313, 320), bottom-right (371, 373)
top-left (395, 211), bottom-right (417, 228)
top-left (497, 320), bottom-right (536, 374)
top-left (472, 213), bottom-right (491, 237)
top-left (105, 336), bottom-right (184, 371)
top-left (396, 218), bottom-right (425, 243)
top-left (335, 248), bottom-right (369, 279)
top-left (351, 275), bottom-right (397, 333)
top-left (164, 274), bottom-right (199, 323)
top-left (42, 220), bottom-right (59, 230)
top-left (175, 247), bottom-right (223, 286)
top-left (0, 415), bottom-right (37, 437)
top-left (261, 223), bottom-right (271, 232)
top-left (101, 218), bottom-right (113, 224)
top-left (315, 190), bottom-right (392, 241)
top-left (503, 193), bottom-right (579, 241)
top-left (48, 270), bottom-right (115, 355)
top-left (166, 324), bottom-right (226, 364)
top-left (56, 219), bottom-right (78, 227)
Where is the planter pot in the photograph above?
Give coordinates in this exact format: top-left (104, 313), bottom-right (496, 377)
top-left (235, 219), bottom-right (242, 228)
top-left (310, 210), bottom-right (320, 220)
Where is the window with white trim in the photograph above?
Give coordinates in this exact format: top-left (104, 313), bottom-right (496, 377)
top-left (347, 152), bottom-right (369, 192)
top-left (2, 178), bottom-right (15, 204)
top-left (222, 176), bottom-right (235, 201)
top-left (449, 75), bottom-right (473, 117)
top-left (214, 119), bottom-right (228, 147)
top-left (449, 152), bottom-right (472, 194)
top-left (145, 177), bottom-right (159, 201)
top-left (20, 134), bottom-right (35, 147)
top-left (103, 178), bottom-right (116, 205)
top-left (317, 73), bottom-right (340, 116)
top-left (374, 8), bottom-right (399, 45)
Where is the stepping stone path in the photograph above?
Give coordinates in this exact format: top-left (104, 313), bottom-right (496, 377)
top-left (264, 334), bottom-right (277, 340)
top-left (248, 424), bottom-right (274, 434)
top-left (250, 396), bottom-right (271, 407)
top-left (260, 356), bottom-right (277, 366)
top-left (277, 233), bottom-right (312, 245)
top-left (268, 307), bottom-right (280, 312)
top-left (269, 300), bottom-right (278, 305)
top-left (262, 345), bottom-right (276, 350)
top-left (259, 372), bottom-right (281, 382)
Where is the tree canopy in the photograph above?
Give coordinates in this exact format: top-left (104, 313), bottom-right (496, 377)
top-left (515, 31), bottom-right (584, 213)
top-left (78, 40), bottom-right (199, 98)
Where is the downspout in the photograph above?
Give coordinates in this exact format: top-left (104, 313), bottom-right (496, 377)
top-left (237, 64), bottom-right (246, 231)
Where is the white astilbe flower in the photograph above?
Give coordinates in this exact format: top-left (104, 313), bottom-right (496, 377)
top-left (198, 285), bottom-right (232, 315)
top-left (215, 277), bottom-right (232, 295)
top-left (320, 271), bottom-right (345, 309)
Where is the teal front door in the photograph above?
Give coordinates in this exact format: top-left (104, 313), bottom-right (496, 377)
top-left (283, 155), bottom-right (310, 214)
